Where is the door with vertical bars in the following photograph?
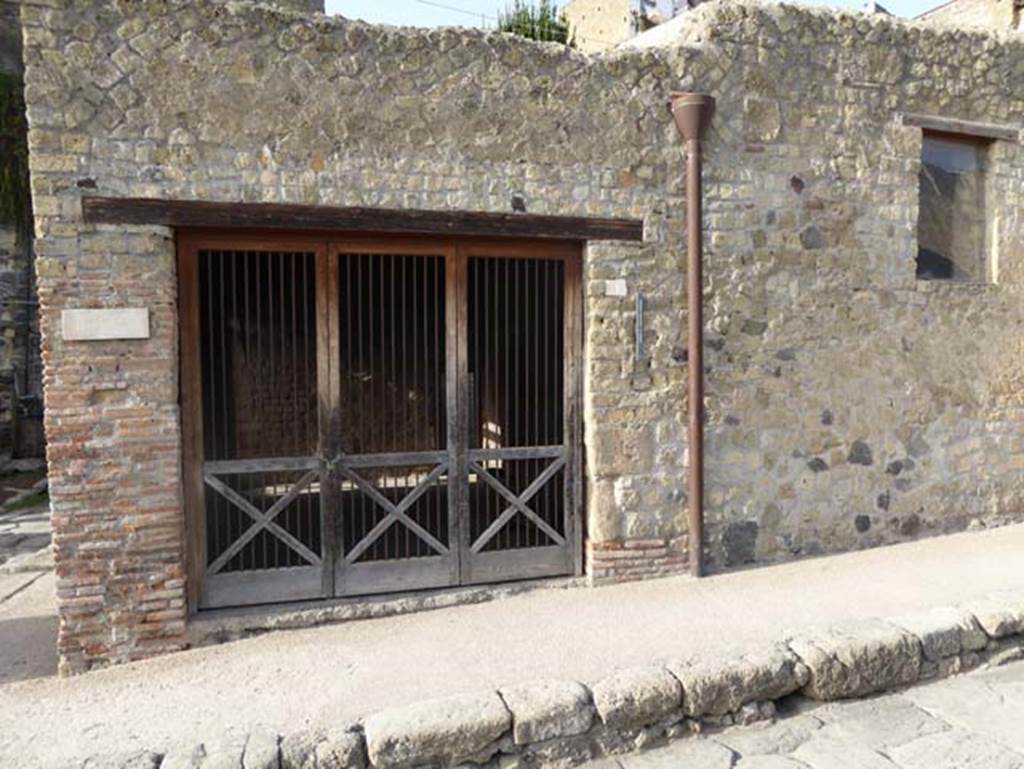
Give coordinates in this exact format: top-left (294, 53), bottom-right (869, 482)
top-left (179, 233), bottom-right (581, 609)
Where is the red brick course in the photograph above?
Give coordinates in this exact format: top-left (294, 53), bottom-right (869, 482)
top-left (586, 536), bottom-right (690, 585)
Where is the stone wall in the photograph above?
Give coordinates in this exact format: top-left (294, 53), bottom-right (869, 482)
top-left (18, 0), bottom-right (1024, 671)
top-left (918, 0), bottom-right (1021, 30)
top-left (652, 4), bottom-right (1024, 570)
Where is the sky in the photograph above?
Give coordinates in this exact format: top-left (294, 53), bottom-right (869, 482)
top-left (324, 0), bottom-right (948, 27)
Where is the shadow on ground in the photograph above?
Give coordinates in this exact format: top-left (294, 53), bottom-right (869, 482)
top-left (0, 614), bottom-right (58, 684)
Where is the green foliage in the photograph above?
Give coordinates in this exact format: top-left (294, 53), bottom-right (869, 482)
top-left (2, 488), bottom-right (48, 513)
top-left (0, 71), bottom-right (32, 238)
top-left (497, 0), bottom-right (575, 46)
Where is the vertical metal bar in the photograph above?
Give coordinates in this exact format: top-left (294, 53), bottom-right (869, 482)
top-left (297, 254), bottom-right (304, 562)
top-left (303, 253), bottom-right (311, 455)
top-left (397, 255), bottom-right (408, 559)
top-left (410, 256), bottom-right (418, 520)
top-left (513, 258), bottom-right (521, 550)
top-left (514, 257), bottom-right (520, 547)
top-left (565, 252), bottom-right (583, 575)
top-left (490, 259), bottom-right (498, 549)
top-left (546, 261), bottom-right (553, 448)
top-left (273, 253), bottom-right (282, 566)
top-left (477, 258), bottom-right (483, 550)
top-left (218, 251), bottom-right (232, 565)
top-left (546, 260), bottom-right (553, 540)
top-left (248, 252), bottom-right (258, 570)
top-left (437, 254), bottom-right (446, 557)
top-left (290, 254), bottom-right (301, 559)
top-left (371, 253), bottom-right (378, 559)
top-left (218, 252), bottom-right (228, 461)
top-left (243, 253), bottom-right (251, 458)
top-left (416, 256), bottom-right (427, 545)
top-left (204, 252), bottom-right (217, 564)
top-left (260, 252), bottom-right (271, 569)
top-left (449, 245), bottom-right (465, 584)
top-left (346, 253), bottom-right (354, 564)
top-left (352, 254), bottom-right (361, 564)
top-left (536, 260), bottom-right (544, 548)
top-left (387, 254), bottom-right (395, 561)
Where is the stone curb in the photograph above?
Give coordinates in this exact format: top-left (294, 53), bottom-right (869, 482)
top-left (68, 590), bottom-right (1024, 769)
top-left (186, 577), bottom-right (584, 650)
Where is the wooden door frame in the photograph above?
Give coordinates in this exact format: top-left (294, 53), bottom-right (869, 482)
top-left (454, 242), bottom-right (584, 584)
top-left (178, 229), bottom-right (584, 614)
top-left (326, 239), bottom-right (460, 597)
top-left (178, 232), bottom-right (330, 610)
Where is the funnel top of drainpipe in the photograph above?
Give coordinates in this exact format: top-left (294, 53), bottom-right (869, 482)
top-left (670, 92), bottom-right (715, 142)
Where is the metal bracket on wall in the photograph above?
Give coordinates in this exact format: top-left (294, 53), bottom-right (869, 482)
top-left (635, 292), bottom-right (646, 363)
top-left (631, 292), bottom-right (653, 390)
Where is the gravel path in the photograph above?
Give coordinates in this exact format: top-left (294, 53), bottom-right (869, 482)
top-left (598, 660), bottom-right (1024, 769)
top-left (2, 524), bottom-right (1024, 768)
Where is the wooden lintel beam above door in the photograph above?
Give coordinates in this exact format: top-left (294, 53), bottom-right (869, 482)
top-left (82, 196), bottom-right (645, 242)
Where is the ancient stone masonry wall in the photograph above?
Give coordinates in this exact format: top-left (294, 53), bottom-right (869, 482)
top-left (18, 0), bottom-right (686, 671)
top-left (655, 3), bottom-right (1024, 571)
top-left (18, 0), bottom-right (1024, 671)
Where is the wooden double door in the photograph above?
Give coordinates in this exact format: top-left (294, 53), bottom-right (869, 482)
top-left (179, 232), bottom-right (582, 609)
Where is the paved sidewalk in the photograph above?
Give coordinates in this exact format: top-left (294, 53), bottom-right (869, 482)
top-left (0, 498), bottom-right (50, 570)
top-left (2, 524), bottom-right (1024, 768)
top-left (0, 496), bottom-right (56, 687)
top-left (603, 660), bottom-right (1024, 769)
top-left (0, 571), bottom-right (57, 685)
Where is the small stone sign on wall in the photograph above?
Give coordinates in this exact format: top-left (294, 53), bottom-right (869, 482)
top-left (61, 308), bottom-right (150, 341)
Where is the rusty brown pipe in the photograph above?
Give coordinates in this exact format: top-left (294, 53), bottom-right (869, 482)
top-left (671, 92), bottom-right (714, 578)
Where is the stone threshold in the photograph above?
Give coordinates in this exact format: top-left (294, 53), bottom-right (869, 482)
top-left (90, 589), bottom-right (1024, 769)
top-left (186, 575), bottom-right (586, 649)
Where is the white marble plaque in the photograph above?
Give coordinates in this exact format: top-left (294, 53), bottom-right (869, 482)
top-left (605, 279), bottom-right (628, 297)
top-left (62, 308), bottom-right (150, 341)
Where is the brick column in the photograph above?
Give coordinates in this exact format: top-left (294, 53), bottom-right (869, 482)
top-left (37, 226), bottom-right (187, 674)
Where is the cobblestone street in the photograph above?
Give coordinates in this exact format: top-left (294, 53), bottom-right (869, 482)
top-left (600, 661), bottom-right (1024, 769)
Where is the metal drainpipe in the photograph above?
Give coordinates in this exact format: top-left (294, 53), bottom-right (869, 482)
top-left (670, 92), bottom-right (714, 578)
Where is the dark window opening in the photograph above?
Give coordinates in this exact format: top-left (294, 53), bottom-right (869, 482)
top-left (916, 132), bottom-right (989, 282)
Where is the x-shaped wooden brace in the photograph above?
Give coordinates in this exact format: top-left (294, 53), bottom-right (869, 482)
top-left (469, 456), bottom-right (567, 553)
top-left (330, 457), bottom-right (451, 564)
top-left (204, 468), bottom-right (322, 575)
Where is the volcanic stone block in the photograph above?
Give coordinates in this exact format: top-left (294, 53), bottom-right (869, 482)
top-left (791, 620), bottom-right (922, 701)
top-left (668, 645), bottom-right (806, 717)
top-left (499, 679), bottom-right (595, 745)
top-left (363, 692), bottom-right (510, 769)
top-left (591, 666), bottom-right (683, 730)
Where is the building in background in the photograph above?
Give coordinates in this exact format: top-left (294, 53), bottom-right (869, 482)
top-left (563, 0), bottom-right (693, 52)
top-left (274, 0), bottom-right (325, 11)
top-left (917, 0), bottom-right (1023, 29)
